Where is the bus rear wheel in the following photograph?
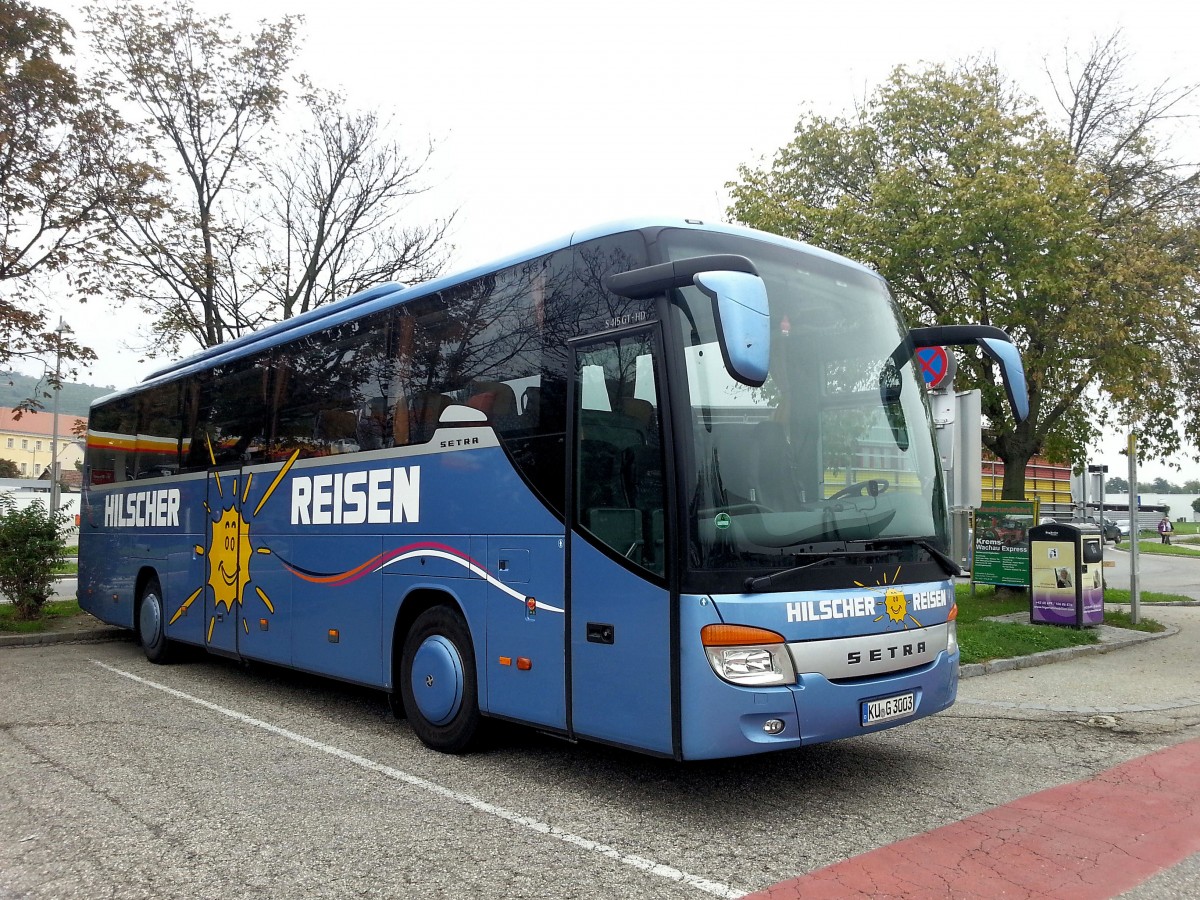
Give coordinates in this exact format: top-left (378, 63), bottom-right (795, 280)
top-left (137, 577), bottom-right (176, 664)
top-left (400, 606), bottom-right (481, 753)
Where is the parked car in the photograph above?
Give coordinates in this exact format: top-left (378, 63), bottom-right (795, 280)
top-left (1061, 516), bottom-right (1124, 543)
top-left (1113, 519), bottom-right (1131, 541)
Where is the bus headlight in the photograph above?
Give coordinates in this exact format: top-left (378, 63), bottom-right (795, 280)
top-left (701, 624), bottom-right (796, 687)
top-left (947, 603), bottom-right (959, 656)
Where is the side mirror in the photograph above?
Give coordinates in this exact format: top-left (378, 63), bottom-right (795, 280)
top-left (693, 270), bottom-right (770, 387)
top-left (909, 325), bottom-right (1030, 423)
top-left (605, 254), bottom-right (770, 388)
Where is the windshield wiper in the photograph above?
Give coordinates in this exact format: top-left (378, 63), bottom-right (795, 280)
top-left (872, 536), bottom-right (963, 578)
top-left (744, 549), bottom-right (893, 592)
top-left (743, 538), bottom-right (961, 592)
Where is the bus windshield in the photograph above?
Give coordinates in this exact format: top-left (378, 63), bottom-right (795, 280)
top-left (661, 229), bottom-right (947, 576)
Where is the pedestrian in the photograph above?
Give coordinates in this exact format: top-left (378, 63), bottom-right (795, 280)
top-left (1158, 515), bottom-right (1173, 545)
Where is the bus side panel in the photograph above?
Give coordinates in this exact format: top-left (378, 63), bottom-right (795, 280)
top-left (484, 535), bottom-right (566, 730)
top-left (569, 538), bottom-right (673, 755)
top-left (289, 533), bottom-right (383, 685)
top-left (78, 526), bottom-right (135, 629)
top-left (234, 536), bottom-right (292, 666)
top-left (162, 477), bottom-right (208, 648)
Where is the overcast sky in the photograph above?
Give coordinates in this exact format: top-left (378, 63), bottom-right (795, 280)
top-left (34, 0), bottom-right (1200, 478)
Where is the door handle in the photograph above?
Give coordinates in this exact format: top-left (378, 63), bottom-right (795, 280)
top-left (586, 622), bottom-right (615, 644)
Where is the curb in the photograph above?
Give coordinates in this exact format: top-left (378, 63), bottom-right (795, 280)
top-left (0, 626), bottom-right (130, 649)
top-left (958, 623), bottom-right (1177, 679)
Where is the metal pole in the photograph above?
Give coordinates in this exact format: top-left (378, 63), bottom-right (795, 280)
top-left (48, 318), bottom-right (70, 516)
top-left (1128, 431), bottom-right (1140, 625)
top-left (1080, 462), bottom-right (1088, 521)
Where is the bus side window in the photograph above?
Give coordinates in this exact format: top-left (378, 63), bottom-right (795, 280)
top-left (574, 340), bottom-right (665, 577)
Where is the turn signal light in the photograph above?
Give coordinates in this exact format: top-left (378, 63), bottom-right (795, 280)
top-left (701, 624), bottom-right (786, 646)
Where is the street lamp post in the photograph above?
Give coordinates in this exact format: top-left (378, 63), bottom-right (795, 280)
top-left (49, 317), bottom-right (72, 516)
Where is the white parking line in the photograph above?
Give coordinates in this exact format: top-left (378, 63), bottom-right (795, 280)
top-left (93, 660), bottom-right (746, 899)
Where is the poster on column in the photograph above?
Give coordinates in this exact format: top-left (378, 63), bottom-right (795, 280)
top-left (1030, 539), bottom-right (1078, 625)
top-left (971, 500), bottom-right (1037, 587)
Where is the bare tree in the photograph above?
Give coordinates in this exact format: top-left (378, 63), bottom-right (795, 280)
top-left (85, 1), bottom-right (454, 358)
top-left (86, 0), bottom-right (301, 353)
top-left (257, 87), bottom-right (453, 321)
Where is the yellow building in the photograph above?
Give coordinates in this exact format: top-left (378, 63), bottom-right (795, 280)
top-left (0, 407), bottom-right (86, 480)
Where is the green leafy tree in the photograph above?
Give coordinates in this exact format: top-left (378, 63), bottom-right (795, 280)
top-left (728, 45), bottom-right (1199, 499)
top-left (0, 458), bottom-right (20, 477)
top-left (0, 493), bottom-right (68, 619)
top-left (0, 0), bottom-right (147, 407)
top-left (1105, 475), bottom-right (1130, 492)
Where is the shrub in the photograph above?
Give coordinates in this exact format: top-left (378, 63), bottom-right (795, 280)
top-left (0, 495), bottom-right (69, 620)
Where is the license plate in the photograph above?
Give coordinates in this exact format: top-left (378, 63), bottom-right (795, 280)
top-left (861, 692), bottom-right (915, 726)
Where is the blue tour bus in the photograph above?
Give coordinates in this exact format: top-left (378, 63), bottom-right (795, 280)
top-left (79, 219), bottom-right (1028, 759)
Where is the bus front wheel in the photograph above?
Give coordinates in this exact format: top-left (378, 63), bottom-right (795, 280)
top-left (400, 606), bottom-right (481, 753)
top-left (137, 577), bottom-right (176, 664)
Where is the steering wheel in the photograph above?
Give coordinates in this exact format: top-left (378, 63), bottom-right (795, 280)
top-left (828, 478), bottom-right (890, 501)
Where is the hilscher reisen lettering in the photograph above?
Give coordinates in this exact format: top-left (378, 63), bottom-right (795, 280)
top-left (104, 488), bottom-right (181, 528)
top-left (787, 596), bottom-right (878, 622)
top-left (291, 466), bottom-right (420, 525)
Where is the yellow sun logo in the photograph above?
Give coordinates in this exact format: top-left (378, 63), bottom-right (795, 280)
top-left (168, 443), bottom-right (300, 643)
top-left (883, 587), bottom-right (908, 624)
top-left (857, 567), bottom-right (924, 630)
top-left (207, 497), bottom-right (252, 615)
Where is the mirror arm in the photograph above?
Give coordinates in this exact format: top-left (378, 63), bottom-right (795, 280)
top-left (907, 325), bottom-right (1030, 424)
top-left (605, 254), bottom-right (758, 299)
top-left (909, 324), bottom-right (1015, 348)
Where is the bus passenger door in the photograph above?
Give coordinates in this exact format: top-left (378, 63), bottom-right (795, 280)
top-left (568, 331), bottom-right (674, 756)
top-left (204, 464), bottom-right (245, 655)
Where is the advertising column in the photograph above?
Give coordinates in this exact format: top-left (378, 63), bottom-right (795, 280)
top-left (1030, 535), bottom-right (1079, 625)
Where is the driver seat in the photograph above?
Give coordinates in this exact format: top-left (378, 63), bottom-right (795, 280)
top-left (753, 421), bottom-right (804, 509)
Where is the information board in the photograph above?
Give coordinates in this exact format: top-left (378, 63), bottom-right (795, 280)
top-left (972, 500), bottom-right (1037, 587)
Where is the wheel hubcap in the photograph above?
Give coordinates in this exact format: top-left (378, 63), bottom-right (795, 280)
top-left (140, 593), bottom-right (162, 647)
top-left (411, 635), bottom-right (464, 726)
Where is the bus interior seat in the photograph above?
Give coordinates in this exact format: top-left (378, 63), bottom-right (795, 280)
top-left (392, 397), bottom-right (410, 445)
top-left (467, 381), bottom-right (519, 429)
top-left (617, 397), bottom-right (654, 435)
top-left (411, 391), bottom-right (451, 442)
top-left (703, 422), bottom-right (757, 506)
top-left (316, 409), bottom-right (357, 444)
top-left (753, 420), bottom-right (803, 509)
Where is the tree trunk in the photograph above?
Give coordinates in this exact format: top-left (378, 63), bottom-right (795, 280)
top-left (1001, 451), bottom-right (1033, 501)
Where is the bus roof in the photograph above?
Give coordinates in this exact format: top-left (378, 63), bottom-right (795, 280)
top-left (96, 218), bottom-right (873, 409)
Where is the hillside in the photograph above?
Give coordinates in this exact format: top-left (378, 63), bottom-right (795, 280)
top-left (0, 372), bottom-right (117, 417)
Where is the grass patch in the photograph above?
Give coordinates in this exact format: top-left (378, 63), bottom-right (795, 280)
top-left (955, 584), bottom-right (1098, 663)
top-left (953, 583), bottom-right (1167, 664)
top-left (1126, 540), bottom-right (1200, 558)
top-left (1101, 606), bottom-right (1166, 633)
top-left (0, 599), bottom-right (83, 633)
top-left (1102, 587), bottom-right (1192, 605)
top-left (52, 560), bottom-right (78, 575)
top-left (958, 619), bottom-right (1098, 664)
